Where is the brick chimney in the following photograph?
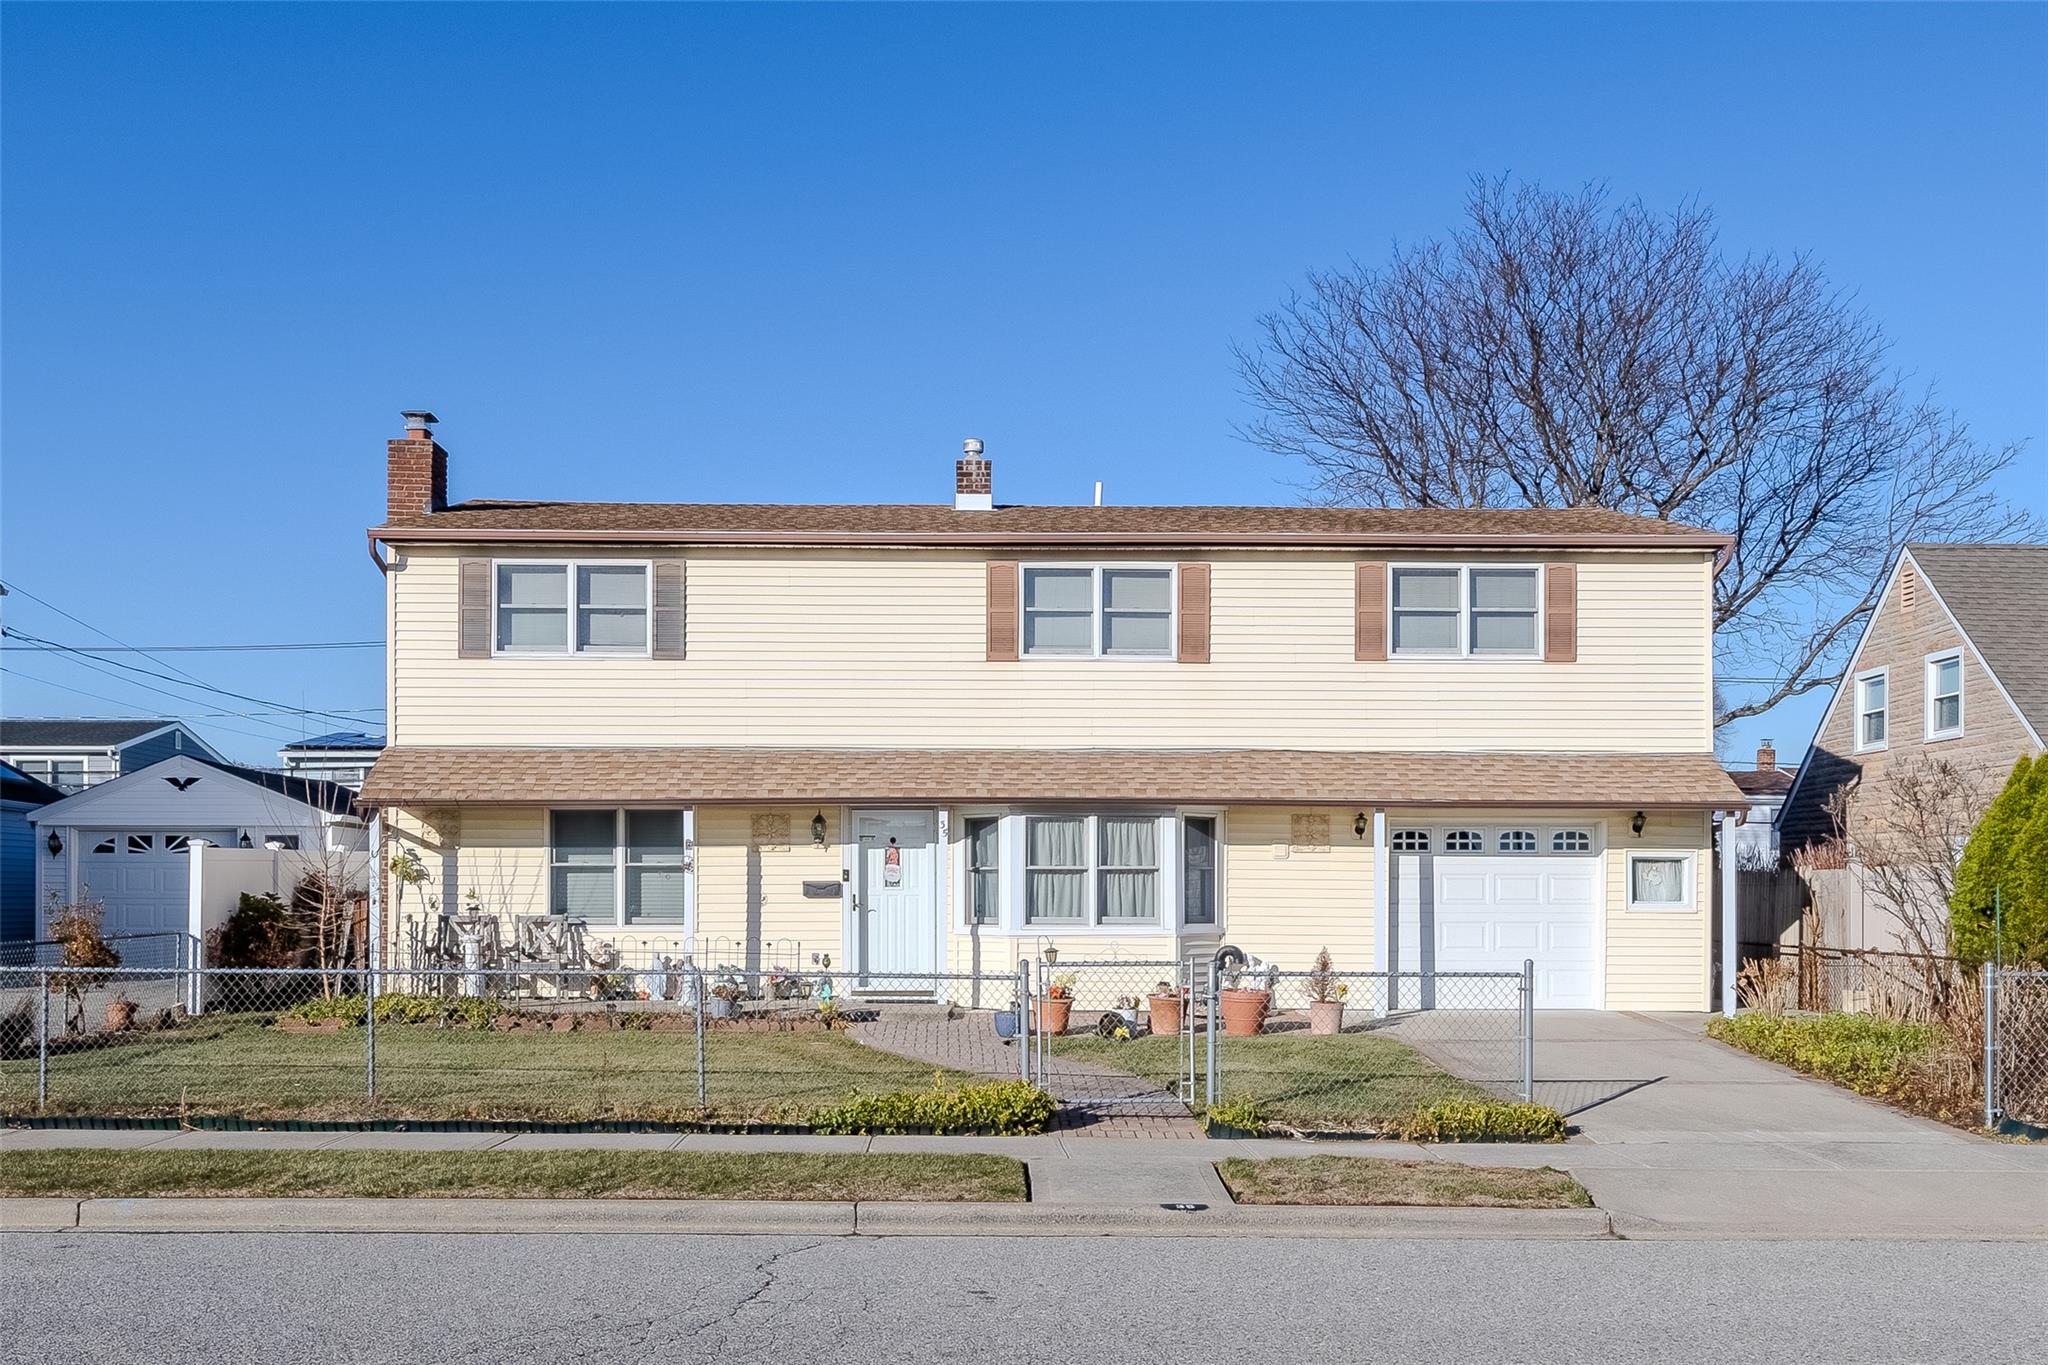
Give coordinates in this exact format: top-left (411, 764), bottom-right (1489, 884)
top-left (954, 438), bottom-right (992, 511)
top-left (387, 410), bottom-right (447, 523)
top-left (1756, 739), bottom-right (1777, 772)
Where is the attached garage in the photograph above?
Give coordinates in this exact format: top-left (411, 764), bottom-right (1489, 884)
top-left (1388, 822), bottom-right (1603, 1008)
top-left (29, 755), bottom-right (364, 943)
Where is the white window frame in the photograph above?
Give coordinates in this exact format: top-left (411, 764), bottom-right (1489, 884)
top-left (1625, 851), bottom-right (1696, 912)
top-left (1924, 650), bottom-right (1964, 742)
top-left (1387, 563), bottom-right (1544, 660)
top-left (492, 559), bottom-right (654, 659)
top-left (954, 809), bottom-right (1216, 935)
top-left (548, 807), bottom-right (695, 929)
top-left (1853, 667), bottom-right (1890, 753)
top-left (1018, 563), bottom-right (1178, 661)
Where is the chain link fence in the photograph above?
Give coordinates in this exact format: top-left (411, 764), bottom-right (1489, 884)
top-left (0, 963), bottom-right (1030, 1126)
top-left (1987, 967), bottom-right (2048, 1128)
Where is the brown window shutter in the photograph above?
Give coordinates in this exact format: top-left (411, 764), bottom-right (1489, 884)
top-left (986, 560), bottom-right (1019, 661)
top-left (652, 561), bottom-right (686, 659)
top-left (1355, 561), bottom-right (1387, 660)
top-left (458, 558), bottom-right (491, 659)
top-left (1177, 562), bottom-right (1211, 663)
top-left (1544, 562), bottom-right (1578, 662)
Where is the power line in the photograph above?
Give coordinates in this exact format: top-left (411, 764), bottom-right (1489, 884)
top-left (0, 578), bottom-right (224, 691)
top-left (4, 628), bottom-right (379, 727)
top-left (0, 664), bottom-right (324, 747)
top-left (1, 640), bottom-right (380, 653)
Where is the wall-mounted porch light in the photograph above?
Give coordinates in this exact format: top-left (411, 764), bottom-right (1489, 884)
top-left (1353, 813), bottom-right (1368, 840)
top-left (238, 831), bottom-right (254, 849)
top-left (811, 811), bottom-right (828, 847)
top-left (45, 830), bottom-right (62, 858)
top-left (1630, 811), bottom-right (1646, 837)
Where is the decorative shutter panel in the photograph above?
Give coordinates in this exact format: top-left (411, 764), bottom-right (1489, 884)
top-left (1176, 562), bottom-right (1211, 663)
top-left (1544, 562), bottom-right (1578, 662)
top-left (458, 558), bottom-right (491, 659)
top-left (1355, 561), bottom-right (1387, 661)
top-left (652, 561), bottom-right (686, 659)
top-left (986, 561), bottom-right (1020, 661)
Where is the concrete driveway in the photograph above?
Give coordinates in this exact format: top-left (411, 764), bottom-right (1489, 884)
top-left (1503, 1011), bottom-right (2048, 1237)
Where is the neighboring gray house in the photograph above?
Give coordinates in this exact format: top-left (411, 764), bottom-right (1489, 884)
top-left (0, 719), bottom-right (223, 794)
top-left (1723, 740), bottom-right (1794, 870)
top-left (279, 732), bottom-right (384, 790)
top-left (2, 760), bottom-right (65, 943)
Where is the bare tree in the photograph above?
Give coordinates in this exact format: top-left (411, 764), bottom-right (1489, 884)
top-left (1237, 177), bottom-right (2035, 727)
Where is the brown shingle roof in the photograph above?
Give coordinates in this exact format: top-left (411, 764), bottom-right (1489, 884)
top-left (359, 747), bottom-right (1743, 809)
top-left (374, 501), bottom-right (1727, 549)
top-left (1727, 768), bottom-right (1794, 796)
top-left (1908, 543), bottom-right (2048, 736)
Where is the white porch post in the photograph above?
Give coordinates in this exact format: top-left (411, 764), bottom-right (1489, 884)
top-left (1370, 807), bottom-right (1389, 1018)
top-left (1719, 816), bottom-right (1739, 1017)
top-left (185, 839), bottom-right (209, 1016)
top-left (366, 812), bottom-right (383, 1002)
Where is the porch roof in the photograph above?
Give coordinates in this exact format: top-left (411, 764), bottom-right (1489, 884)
top-left (358, 747), bottom-right (1744, 810)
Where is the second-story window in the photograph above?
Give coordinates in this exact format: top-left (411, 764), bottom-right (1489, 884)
top-left (1855, 669), bottom-right (1888, 751)
top-left (496, 562), bottom-right (649, 656)
top-left (1021, 566), bottom-right (1173, 658)
top-left (1925, 651), bottom-right (1963, 740)
top-left (1390, 566), bottom-right (1540, 658)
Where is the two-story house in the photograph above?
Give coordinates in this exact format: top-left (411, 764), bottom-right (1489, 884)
top-left (0, 719), bottom-right (222, 793)
top-left (359, 413), bottom-right (1741, 1011)
top-left (1780, 543), bottom-right (2047, 857)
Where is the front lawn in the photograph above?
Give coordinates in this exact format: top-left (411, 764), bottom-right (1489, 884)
top-left (1051, 1030), bottom-right (1491, 1130)
top-left (1217, 1155), bottom-right (1590, 1208)
top-left (0, 1012), bottom-right (973, 1124)
top-left (0, 1149), bottom-right (1027, 1201)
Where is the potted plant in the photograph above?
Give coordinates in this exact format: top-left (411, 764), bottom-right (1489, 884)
top-left (1032, 974), bottom-right (1075, 1034)
top-left (104, 992), bottom-right (139, 1032)
top-left (1219, 961), bottom-right (1272, 1037)
top-left (1112, 994), bottom-right (1141, 1029)
top-left (1146, 980), bottom-right (1183, 1035)
top-left (1307, 948), bottom-right (1346, 1035)
top-left (707, 978), bottom-right (744, 1019)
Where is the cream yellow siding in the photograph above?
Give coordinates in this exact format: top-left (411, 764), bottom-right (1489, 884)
top-left (388, 547), bottom-right (1714, 752)
top-left (691, 806), bottom-right (842, 968)
top-left (1603, 808), bottom-right (1714, 1011)
top-left (1213, 807), bottom-right (1374, 972)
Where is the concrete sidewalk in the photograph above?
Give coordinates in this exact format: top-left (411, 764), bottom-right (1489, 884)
top-left (5, 1123), bottom-right (2043, 1238)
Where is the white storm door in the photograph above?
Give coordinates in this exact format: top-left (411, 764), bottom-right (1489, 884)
top-left (853, 810), bottom-right (939, 989)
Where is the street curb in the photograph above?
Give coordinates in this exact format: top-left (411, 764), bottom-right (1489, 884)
top-left (2, 1197), bottom-right (1614, 1240)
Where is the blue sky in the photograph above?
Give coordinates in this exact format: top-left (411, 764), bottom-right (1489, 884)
top-left (3, 3), bottom-right (2042, 766)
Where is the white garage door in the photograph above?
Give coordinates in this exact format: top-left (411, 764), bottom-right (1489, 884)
top-left (76, 831), bottom-right (231, 938)
top-left (1390, 824), bottom-right (1601, 1009)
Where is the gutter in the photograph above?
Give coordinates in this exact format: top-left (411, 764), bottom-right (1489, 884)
top-left (367, 525), bottom-right (1733, 553)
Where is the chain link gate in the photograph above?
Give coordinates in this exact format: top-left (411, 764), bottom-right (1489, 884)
top-left (1986, 966), bottom-right (2048, 1130)
top-left (1022, 959), bottom-right (1205, 1116)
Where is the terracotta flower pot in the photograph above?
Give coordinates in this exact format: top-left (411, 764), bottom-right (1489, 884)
top-left (1308, 999), bottom-right (1345, 1036)
top-left (1032, 996), bottom-right (1073, 1034)
top-left (1219, 988), bottom-right (1271, 1037)
top-left (104, 998), bottom-right (138, 1032)
top-left (1147, 993), bottom-right (1183, 1035)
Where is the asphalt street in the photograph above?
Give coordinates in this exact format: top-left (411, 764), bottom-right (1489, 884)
top-left (4, 1232), bottom-right (2039, 1365)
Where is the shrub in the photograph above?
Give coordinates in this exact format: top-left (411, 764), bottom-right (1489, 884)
top-left (1952, 755), bottom-right (2048, 966)
top-left (809, 1078), bottom-right (1055, 1135)
top-left (1707, 1011), bottom-right (1937, 1098)
top-left (1398, 1099), bottom-right (1566, 1142)
top-left (209, 893), bottom-right (301, 968)
top-left (1204, 1099), bottom-right (1268, 1135)
top-left (281, 993), bottom-right (503, 1030)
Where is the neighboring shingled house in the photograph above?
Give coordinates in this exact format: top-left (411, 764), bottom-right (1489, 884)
top-left (0, 718), bottom-right (222, 794)
top-left (1780, 543), bottom-right (2048, 850)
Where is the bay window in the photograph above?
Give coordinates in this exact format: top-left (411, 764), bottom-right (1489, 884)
top-left (983, 811), bottom-right (1213, 929)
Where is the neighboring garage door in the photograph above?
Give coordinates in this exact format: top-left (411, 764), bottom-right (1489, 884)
top-left (1390, 824), bottom-right (1601, 1009)
top-left (75, 831), bottom-right (232, 938)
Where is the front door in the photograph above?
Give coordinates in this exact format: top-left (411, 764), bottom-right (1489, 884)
top-left (853, 810), bottom-right (939, 991)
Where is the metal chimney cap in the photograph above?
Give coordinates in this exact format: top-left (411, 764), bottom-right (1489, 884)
top-left (401, 410), bottom-right (440, 428)
top-left (962, 437), bottom-right (984, 457)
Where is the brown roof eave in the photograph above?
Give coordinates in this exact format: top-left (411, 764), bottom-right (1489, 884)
top-left (368, 525), bottom-right (1732, 552)
top-left (359, 792), bottom-right (1743, 811)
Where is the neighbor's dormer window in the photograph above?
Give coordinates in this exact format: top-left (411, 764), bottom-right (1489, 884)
top-left (1391, 565), bottom-right (1540, 658)
top-left (495, 562), bottom-right (650, 656)
top-left (1021, 566), bottom-right (1173, 658)
top-left (1925, 651), bottom-right (1963, 740)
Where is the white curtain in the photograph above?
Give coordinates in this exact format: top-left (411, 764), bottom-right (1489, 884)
top-left (1027, 816), bottom-right (1085, 922)
top-left (1632, 857), bottom-right (1685, 904)
top-left (1098, 817), bottom-right (1157, 922)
